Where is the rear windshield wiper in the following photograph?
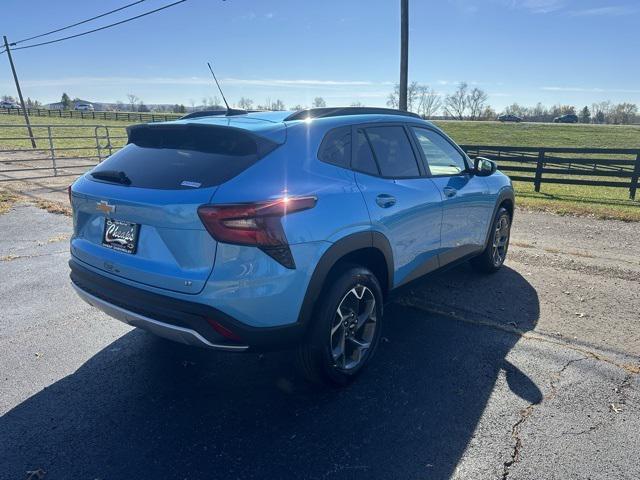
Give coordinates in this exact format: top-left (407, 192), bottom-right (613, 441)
top-left (91, 170), bottom-right (132, 185)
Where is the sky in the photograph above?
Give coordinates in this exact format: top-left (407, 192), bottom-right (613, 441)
top-left (1, 0), bottom-right (639, 111)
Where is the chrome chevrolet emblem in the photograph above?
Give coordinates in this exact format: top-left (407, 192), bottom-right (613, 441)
top-left (96, 200), bottom-right (115, 214)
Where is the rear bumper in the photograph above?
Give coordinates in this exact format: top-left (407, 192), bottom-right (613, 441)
top-left (69, 258), bottom-right (306, 350)
top-left (72, 282), bottom-right (248, 351)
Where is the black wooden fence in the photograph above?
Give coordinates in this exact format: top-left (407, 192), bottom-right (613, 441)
top-left (461, 145), bottom-right (640, 200)
top-left (0, 107), bottom-right (182, 123)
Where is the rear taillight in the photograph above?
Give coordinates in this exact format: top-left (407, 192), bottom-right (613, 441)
top-left (197, 196), bottom-right (317, 269)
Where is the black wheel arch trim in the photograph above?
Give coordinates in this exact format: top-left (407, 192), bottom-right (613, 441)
top-left (296, 230), bottom-right (394, 329)
top-left (483, 187), bottom-right (515, 250)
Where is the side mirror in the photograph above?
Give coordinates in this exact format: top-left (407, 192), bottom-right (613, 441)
top-left (474, 157), bottom-right (497, 176)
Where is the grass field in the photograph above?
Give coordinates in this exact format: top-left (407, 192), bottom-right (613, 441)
top-left (1, 114), bottom-right (639, 220)
top-left (433, 120), bottom-right (640, 149)
top-left (0, 115), bottom-right (128, 158)
top-left (435, 121), bottom-right (640, 221)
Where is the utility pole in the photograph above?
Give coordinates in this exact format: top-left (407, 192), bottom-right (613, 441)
top-left (3, 36), bottom-right (36, 148)
top-left (399, 0), bottom-right (409, 111)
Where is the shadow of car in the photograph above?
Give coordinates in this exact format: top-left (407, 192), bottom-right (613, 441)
top-left (0, 264), bottom-right (540, 479)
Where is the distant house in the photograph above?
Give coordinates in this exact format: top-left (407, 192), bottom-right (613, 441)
top-left (45, 99), bottom-right (96, 110)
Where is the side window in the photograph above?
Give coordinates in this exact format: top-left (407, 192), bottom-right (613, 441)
top-left (318, 126), bottom-right (351, 168)
top-left (352, 129), bottom-right (379, 176)
top-left (411, 127), bottom-right (468, 175)
top-left (365, 126), bottom-right (420, 178)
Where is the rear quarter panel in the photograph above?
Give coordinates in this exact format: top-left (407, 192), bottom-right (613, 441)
top-left (210, 120), bottom-right (372, 245)
top-left (202, 120), bottom-right (375, 327)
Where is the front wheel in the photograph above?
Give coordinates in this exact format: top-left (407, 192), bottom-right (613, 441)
top-left (296, 266), bottom-right (383, 386)
top-left (471, 206), bottom-right (511, 273)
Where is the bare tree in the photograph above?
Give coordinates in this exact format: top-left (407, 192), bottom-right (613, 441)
top-left (238, 97), bottom-right (254, 110)
top-left (480, 105), bottom-right (496, 120)
top-left (444, 82), bottom-right (468, 120)
top-left (549, 104), bottom-right (576, 118)
top-left (610, 102), bottom-right (638, 124)
top-left (271, 99), bottom-right (286, 111)
top-left (350, 101), bottom-right (364, 107)
top-left (127, 94), bottom-right (139, 112)
top-left (466, 87), bottom-right (488, 120)
top-left (386, 90), bottom-right (398, 109)
top-left (313, 97), bottom-right (326, 108)
top-left (201, 96), bottom-right (222, 109)
top-left (417, 86), bottom-right (441, 118)
top-left (504, 103), bottom-right (523, 116)
top-left (530, 102), bottom-right (550, 122)
top-left (386, 82), bottom-right (420, 112)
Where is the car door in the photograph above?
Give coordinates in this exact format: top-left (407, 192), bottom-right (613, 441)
top-left (409, 126), bottom-right (494, 265)
top-left (352, 124), bottom-right (442, 287)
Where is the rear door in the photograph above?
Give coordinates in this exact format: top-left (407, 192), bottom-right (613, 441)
top-left (71, 123), bottom-right (279, 294)
top-left (409, 126), bottom-right (494, 264)
top-left (352, 124), bottom-right (442, 287)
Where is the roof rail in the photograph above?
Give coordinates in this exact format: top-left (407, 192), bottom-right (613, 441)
top-left (284, 107), bottom-right (421, 122)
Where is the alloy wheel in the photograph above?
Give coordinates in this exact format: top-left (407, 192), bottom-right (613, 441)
top-left (330, 285), bottom-right (377, 371)
top-left (492, 214), bottom-right (510, 267)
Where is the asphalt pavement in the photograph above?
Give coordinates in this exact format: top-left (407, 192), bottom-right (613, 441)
top-left (1, 203), bottom-right (638, 480)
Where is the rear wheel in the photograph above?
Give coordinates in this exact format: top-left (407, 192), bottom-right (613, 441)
top-left (471, 206), bottom-right (511, 273)
top-left (296, 266), bottom-right (383, 386)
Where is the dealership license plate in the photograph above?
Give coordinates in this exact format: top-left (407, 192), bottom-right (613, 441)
top-left (102, 218), bottom-right (140, 254)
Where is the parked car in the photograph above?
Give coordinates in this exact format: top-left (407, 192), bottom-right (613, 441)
top-left (75, 103), bottom-right (94, 111)
top-left (0, 100), bottom-right (20, 109)
top-left (553, 113), bottom-right (578, 123)
top-left (69, 107), bottom-right (514, 386)
top-left (498, 114), bottom-right (522, 123)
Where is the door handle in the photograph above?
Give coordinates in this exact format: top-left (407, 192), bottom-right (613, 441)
top-left (443, 187), bottom-right (457, 198)
top-left (375, 194), bottom-right (396, 208)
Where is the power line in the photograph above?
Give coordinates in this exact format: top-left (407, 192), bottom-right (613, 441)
top-left (11, 0), bottom-right (187, 52)
top-left (11, 0), bottom-right (148, 46)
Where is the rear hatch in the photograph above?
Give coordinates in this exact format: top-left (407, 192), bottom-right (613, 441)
top-left (71, 121), bottom-right (283, 294)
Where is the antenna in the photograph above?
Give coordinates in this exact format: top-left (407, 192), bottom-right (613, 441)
top-left (207, 61), bottom-right (231, 112)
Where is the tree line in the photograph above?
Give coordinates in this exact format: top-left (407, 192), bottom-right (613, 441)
top-left (3, 87), bottom-right (638, 124)
top-left (386, 81), bottom-right (639, 124)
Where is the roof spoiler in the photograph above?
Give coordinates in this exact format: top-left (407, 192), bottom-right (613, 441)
top-left (180, 108), bottom-right (248, 120)
top-left (284, 107), bottom-right (421, 121)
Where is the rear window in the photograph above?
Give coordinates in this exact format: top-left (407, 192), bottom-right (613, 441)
top-left (318, 126), bottom-right (351, 168)
top-left (90, 124), bottom-right (278, 190)
top-left (353, 129), bottom-right (379, 176)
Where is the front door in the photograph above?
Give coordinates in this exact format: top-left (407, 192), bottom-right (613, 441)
top-left (409, 126), bottom-right (494, 265)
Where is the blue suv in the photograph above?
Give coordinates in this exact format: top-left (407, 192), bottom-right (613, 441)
top-left (69, 107), bottom-right (514, 385)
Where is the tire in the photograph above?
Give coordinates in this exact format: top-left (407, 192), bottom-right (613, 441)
top-left (471, 206), bottom-right (511, 274)
top-left (296, 265), bottom-right (384, 387)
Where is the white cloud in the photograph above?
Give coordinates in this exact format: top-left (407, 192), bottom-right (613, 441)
top-left (569, 5), bottom-right (640, 16)
top-left (501, 0), bottom-right (566, 14)
top-left (542, 86), bottom-right (640, 94)
top-left (0, 76), bottom-right (383, 89)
